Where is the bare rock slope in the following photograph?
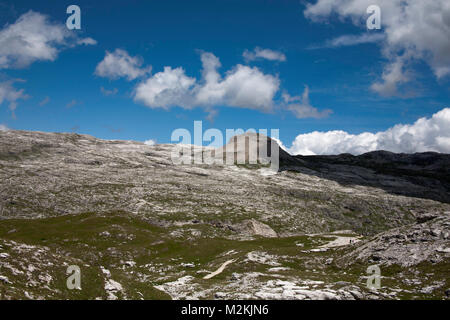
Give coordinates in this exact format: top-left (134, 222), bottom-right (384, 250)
top-left (0, 130), bottom-right (449, 300)
top-left (1, 130), bottom-right (448, 235)
top-left (338, 211), bottom-right (450, 267)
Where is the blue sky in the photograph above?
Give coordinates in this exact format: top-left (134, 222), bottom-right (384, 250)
top-left (0, 0), bottom-right (449, 154)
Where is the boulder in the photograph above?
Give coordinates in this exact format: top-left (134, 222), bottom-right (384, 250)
top-left (243, 219), bottom-right (278, 238)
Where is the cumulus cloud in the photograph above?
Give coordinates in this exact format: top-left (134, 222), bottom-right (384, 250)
top-left (0, 11), bottom-right (94, 116)
top-left (0, 10), bottom-right (96, 69)
top-left (304, 0), bottom-right (450, 96)
top-left (134, 52), bottom-right (280, 113)
top-left (144, 139), bottom-right (156, 146)
top-left (0, 80), bottom-right (28, 113)
top-left (243, 47), bottom-right (286, 62)
top-left (95, 49), bottom-right (150, 81)
top-left (134, 66), bottom-right (196, 109)
top-left (289, 107), bottom-right (450, 155)
top-left (0, 124), bottom-right (9, 131)
top-left (282, 86), bottom-right (332, 119)
top-left (196, 53), bottom-right (280, 111)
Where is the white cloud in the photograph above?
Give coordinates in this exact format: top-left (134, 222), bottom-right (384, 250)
top-left (77, 37), bottom-right (97, 46)
top-left (205, 108), bottom-right (219, 122)
top-left (272, 137), bottom-right (288, 152)
top-left (100, 87), bottom-right (118, 96)
top-left (289, 130), bottom-right (378, 155)
top-left (39, 96), bottom-right (50, 106)
top-left (370, 56), bottom-right (410, 97)
top-left (0, 124), bottom-right (9, 131)
top-left (312, 33), bottom-right (385, 49)
top-left (144, 139), bottom-right (156, 146)
top-left (0, 80), bottom-right (28, 113)
top-left (289, 107), bottom-right (450, 155)
top-left (304, 0), bottom-right (450, 96)
top-left (0, 10), bottom-right (96, 69)
top-left (0, 11), bottom-right (94, 116)
top-left (134, 66), bottom-right (196, 109)
top-left (282, 86), bottom-right (332, 119)
top-left (95, 49), bottom-right (150, 81)
top-left (197, 62), bottom-right (280, 111)
top-left (243, 47), bottom-right (286, 62)
top-left (134, 52), bottom-right (280, 113)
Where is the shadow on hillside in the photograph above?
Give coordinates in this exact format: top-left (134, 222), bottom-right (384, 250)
top-left (279, 151), bottom-right (450, 204)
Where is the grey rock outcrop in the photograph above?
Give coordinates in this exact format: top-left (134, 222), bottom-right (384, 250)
top-left (338, 212), bottom-right (450, 267)
top-left (238, 219), bottom-right (278, 238)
